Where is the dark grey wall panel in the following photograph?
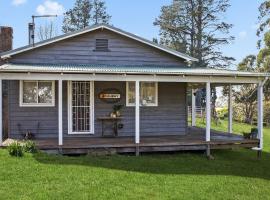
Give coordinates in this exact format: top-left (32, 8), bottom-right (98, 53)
top-left (8, 81), bottom-right (187, 139)
top-left (140, 82), bottom-right (187, 136)
top-left (8, 80), bottom-right (59, 139)
top-left (10, 29), bottom-right (186, 66)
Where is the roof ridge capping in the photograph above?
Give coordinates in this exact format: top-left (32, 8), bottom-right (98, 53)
top-left (0, 23), bottom-right (198, 62)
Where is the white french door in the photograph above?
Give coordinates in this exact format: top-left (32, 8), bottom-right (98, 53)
top-left (68, 81), bottom-right (94, 134)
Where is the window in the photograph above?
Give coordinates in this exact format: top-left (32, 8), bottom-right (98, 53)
top-left (20, 81), bottom-right (55, 107)
top-left (95, 39), bottom-right (109, 51)
top-left (126, 82), bottom-right (158, 106)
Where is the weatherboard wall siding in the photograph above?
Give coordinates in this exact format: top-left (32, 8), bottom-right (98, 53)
top-left (8, 81), bottom-right (187, 139)
top-left (10, 29), bottom-right (186, 66)
top-left (8, 80), bottom-right (59, 139)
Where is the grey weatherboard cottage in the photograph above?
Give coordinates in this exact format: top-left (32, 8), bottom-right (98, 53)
top-left (0, 24), bottom-right (267, 156)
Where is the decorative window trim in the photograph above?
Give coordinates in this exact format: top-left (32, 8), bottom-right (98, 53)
top-left (67, 81), bottom-right (95, 135)
top-left (19, 80), bottom-right (55, 107)
top-left (126, 82), bottom-right (158, 107)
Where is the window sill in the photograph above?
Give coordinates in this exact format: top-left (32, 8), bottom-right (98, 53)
top-left (126, 104), bottom-right (158, 107)
top-left (20, 104), bottom-right (55, 107)
top-left (68, 132), bottom-right (95, 135)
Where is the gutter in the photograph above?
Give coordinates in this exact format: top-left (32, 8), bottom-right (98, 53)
top-left (0, 69), bottom-right (268, 78)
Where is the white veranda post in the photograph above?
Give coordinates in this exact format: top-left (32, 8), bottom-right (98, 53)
top-left (191, 89), bottom-right (196, 127)
top-left (257, 82), bottom-right (263, 150)
top-left (228, 84), bottom-right (233, 134)
top-left (58, 79), bottom-right (63, 146)
top-left (206, 82), bottom-right (211, 142)
top-left (135, 81), bottom-right (140, 144)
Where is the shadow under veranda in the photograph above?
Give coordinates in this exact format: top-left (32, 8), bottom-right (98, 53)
top-left (33, 149), bottom-right (270, 180)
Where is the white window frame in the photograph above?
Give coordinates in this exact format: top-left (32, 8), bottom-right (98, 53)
top-left (126, 82), bottom-right (158, 107)
top-left (67, 81), bottom-right (95, 135)
top-left (20, 80), bottom-right (55, 107)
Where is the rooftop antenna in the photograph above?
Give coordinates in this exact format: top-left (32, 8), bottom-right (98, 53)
top-left (28, 15), bottom-right (57, 46)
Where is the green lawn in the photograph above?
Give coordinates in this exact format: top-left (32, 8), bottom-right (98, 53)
top-left (1, 121), bottom-right (270, 200)
top-left (193, 117), bottom-right (270, 152)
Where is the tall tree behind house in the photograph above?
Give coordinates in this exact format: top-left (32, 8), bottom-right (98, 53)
top-left (37, 21), bottom-right (58, 41)
top-left (154, 0), bottom-right (235, 68)
top-left (62, 0), bottom-right (111, 33)
top-left (257, 32), bottom-right (270, 101)
top-left (234, 55), bottom-right (258, 124)
top-left (257, 0), bottom-right (270, 99)
top-left (154, 0), bottom-right (235, 117)
top-left (257, 0), bottom-right (270, 48)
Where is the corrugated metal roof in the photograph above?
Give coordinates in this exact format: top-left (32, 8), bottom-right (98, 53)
top-left (0, 63), bottom-right (267, 77)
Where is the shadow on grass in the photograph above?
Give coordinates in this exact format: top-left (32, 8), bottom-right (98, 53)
top-left (33, 149), bottom-right (270, 180)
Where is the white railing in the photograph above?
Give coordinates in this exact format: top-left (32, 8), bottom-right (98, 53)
top-left (188, 106), bottom-right (205, 118)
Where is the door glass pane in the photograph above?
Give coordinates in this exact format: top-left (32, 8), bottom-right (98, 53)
top-left (38, 82), bottom-right (52, 103)
top-left (72, 81), bottom-right (91, 133)
top-left (23, 81), bottom-right (37, 103)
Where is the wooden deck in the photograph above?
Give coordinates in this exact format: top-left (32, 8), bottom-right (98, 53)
top-left (28, 127), bottom-right (259, 154)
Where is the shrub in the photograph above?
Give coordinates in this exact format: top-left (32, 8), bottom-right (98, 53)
top-left (7, 141), bottom-right (24, 157)
top-left (250, 128), bottom-right (258, 139)
top-left (24, 140), bottom-right (37, 153)
top-left (264, 101), bottom-right (270, 125)
top-left (251, 128), bottom-right (258, 133)
top-left (242, 132), bottom-right (251, 139)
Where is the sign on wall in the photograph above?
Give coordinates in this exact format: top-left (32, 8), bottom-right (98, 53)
top-left (98, 88), bottom-right (121, 103)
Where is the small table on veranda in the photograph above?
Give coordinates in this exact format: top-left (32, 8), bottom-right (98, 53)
top-left (97, 117), bottom-right (123, 137)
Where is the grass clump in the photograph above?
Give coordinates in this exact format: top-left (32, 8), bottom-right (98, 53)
top-left (7, 140), bottom-right (37, 157)
top-left (23, 140), bottom-right (37, 153)
top-left (7, 141), bottom-right (24, 157)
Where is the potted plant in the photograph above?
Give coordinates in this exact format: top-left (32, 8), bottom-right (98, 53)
top-left (113, 104), bottom-right (124, 117)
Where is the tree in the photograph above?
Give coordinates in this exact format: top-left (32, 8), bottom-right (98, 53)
top-left (154, 0), bottom-right (235, 120)
top-left (37, 21), bottom-right (58, 41)
top-left (154, 0), bottom-right (235, 68)
top-left (233, 55), bottom-right (258, 124)
top-left (257, 32), bottom-right (270, 72)
top-left (152, 38), bottom-right (159, 44)
top-left (257, 31), bottom-right (270, 99)
top-left (62, 0), bottom-right (111, 33)
top-left (257, 1), bottom-right (270, 97)
top-left (257, 0), bottom-right (270, 48)
top-left (92, 0), bottom-right (111, 24)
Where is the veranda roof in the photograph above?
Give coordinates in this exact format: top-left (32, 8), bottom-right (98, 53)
top-left (0, 63), bottom-right (267, 77)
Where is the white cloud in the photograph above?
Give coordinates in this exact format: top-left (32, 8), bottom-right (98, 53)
top-left (238, 31), bottom-right (247, 39)
top-left (36, 0), bottom-right (65, 16)
top-left (12, 0), bottom-right (27, 6)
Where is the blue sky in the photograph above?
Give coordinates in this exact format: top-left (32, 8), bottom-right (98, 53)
top-left (0, 0), bottom-right (265, 68)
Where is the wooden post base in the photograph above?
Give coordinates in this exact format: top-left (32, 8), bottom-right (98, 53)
top-left (257, 150), bottom-right (262, 159)
top-left (206, 145), bottom-right (214, 160)
top-left (135, 145), bottom-right (140, 156)
top-left (58, 147), bottom-right (63, 155)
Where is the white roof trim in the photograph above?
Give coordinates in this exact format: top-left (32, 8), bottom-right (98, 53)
top-left (0, 24), bottom-right (198, 62)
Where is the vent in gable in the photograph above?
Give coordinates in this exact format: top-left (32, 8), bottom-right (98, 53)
top-left (95, 39), bottom-right (109, 52)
